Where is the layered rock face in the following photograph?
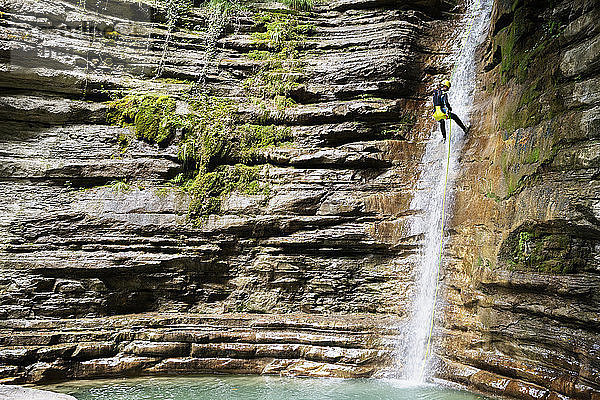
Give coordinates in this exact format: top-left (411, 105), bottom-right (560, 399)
top-left (0, 0), bottom-right (445, 318)
top-left (7, 0), bottom-right (597, 396)
top-left (0, 313), bottom-right (398, 382)
top-left (0, 0), bottom-right (452, 385)
top-left (440, 0), bottom-right (600, 399)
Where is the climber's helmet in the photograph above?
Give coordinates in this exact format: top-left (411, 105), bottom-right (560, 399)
top-left (441, 79), bottom-right (451, 90)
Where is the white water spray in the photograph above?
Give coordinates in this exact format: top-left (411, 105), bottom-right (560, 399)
top-left (400, 0), bottom-right (494, 382)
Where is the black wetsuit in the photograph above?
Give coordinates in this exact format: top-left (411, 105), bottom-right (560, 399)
top-left (432, 88), bottom-right (468, 139)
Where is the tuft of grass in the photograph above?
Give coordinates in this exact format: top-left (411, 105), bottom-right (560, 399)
top-left (280, 0), bottom-right (315, 11)
top-left (106, 180), bottom-right (132, 194)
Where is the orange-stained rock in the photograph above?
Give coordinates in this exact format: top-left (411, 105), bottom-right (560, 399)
top-left (441, 0), bottom-right (600, 399)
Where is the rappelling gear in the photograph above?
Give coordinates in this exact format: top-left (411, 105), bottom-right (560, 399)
top-left (432, 88), bottom-right (451, 113)
top-left (442, 79), bottom-right (451, 89)
top-left (433, 106), bottom-right (449, 121)
top-left (432, 88), bottom-right (468, 140)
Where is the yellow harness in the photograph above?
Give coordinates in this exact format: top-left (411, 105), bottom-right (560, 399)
top-left (433, 106), bottom-right (449, 121)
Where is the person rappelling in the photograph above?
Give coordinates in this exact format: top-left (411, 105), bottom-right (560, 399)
top-left (432, 79), bottom-right (469, 140)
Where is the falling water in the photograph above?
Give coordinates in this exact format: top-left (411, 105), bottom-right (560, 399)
top-left (400, 0), bottom-right (494, 382)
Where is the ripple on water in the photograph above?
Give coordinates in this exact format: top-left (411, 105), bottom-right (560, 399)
top-left (45, 376), bottom-right (492, 400)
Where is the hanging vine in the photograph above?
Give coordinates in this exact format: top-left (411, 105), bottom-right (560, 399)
top-left (155, 0), bottom-right (192, 78)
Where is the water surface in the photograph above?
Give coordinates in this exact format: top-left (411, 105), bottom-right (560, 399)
top-left (47, 375), bottom-right (491, 400)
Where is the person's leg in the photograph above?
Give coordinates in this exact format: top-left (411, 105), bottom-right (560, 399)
top-left (439, 120), bottom-right (446, 140)
top-left (450, 112), bottom-right (468, 133)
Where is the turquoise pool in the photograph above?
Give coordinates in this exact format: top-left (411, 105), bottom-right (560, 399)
top-left (46, 375), bottom-right (491, 400)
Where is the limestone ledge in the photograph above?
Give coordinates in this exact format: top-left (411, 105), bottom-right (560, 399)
top-left (0, 385), bottom-right (76, 400)
top-left (0, 313), bottom-right (400, 384)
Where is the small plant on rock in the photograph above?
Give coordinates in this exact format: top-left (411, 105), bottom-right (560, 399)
top-left (281, 0), bottom-right (315, 11)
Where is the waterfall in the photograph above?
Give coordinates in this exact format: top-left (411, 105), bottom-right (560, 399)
top-left (400, 0), bottom-right (494, 383)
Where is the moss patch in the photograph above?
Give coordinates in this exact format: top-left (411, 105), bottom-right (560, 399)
top-left (280, 0), bottom-right (315, 11)
top-left (106, 93), bottom-right (292, 221)
top-left (493, 4), bottom-right (568, 135)
top-left (500, 228), bottom-right (589, 274)
top-left (245, 13), bottom-right (315, 115)
top-left (104, 6), bottom-right (310, 222)
top-left (514, 231), bottom-right (574, 274)
top-left (497, 119), bottom-right (562, 199)
top-left (186, 164), bottom-right (268, 217)
top-left (178, 95), bottom-right (292, 221)
top-left (107, 94), bottom-right (181, 146)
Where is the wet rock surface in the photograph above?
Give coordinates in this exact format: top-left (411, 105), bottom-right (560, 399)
top-left (441, 0), bottom-right (600, 399)
top-left (0, 313), bottom-right (399, 383)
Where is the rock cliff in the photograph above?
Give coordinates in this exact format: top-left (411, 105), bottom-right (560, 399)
top-left (0, 0), bottom-right (446, 320)
top-left (0, 0), bottom-right (450, 385)
top-left (1, 0), bottom-right (598, 397)
top-left (441, 0), bottom-right (600, 399)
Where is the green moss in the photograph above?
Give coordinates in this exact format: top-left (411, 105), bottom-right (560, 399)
top-left (106, 180), bottom-right (132, 194)
top-left (506, 230), bottom-right (578, 274)
top-left (244, 69), bottom-right (301, 109)
top-left (237, 124), bottom-right (293, 162)
top-left (104, 7), bottom-right (309, 221)
top-left (485, 191), bottom-right (502, 202)
top-left (294, 23), bottom-right (317, 35)
top-left (246, 12), bottom-right (314, 113)
top-left (498, 122), bottom-right (564, 200)
top-left (518, 231), bottom-right (532, 254)
top-left (186, 164), bottom-right (268, 219)
top-left (495, 1), bottom-right (566, 94)
top-left (506, 174), bottom-right (523, 197)
top-left (247, 50), bottom-right (272, 60)
top-left (523, 147), bottom-right (540, 164)
top-left (155, 186), bottom-right (176, 199)
top-left (107, 94), bottom-right (181, 145)
top-left (106, 92), bottom-right (292, 220)
top-left (492, 5), bottom-right (569, 142)
top-left (178, 95), bottom-right (236, 171)
top-left (117, 133), bottom-right (131, 153)
top-left (157, 77), bottom-right (193, 85)
top-left (175, 95), bottom-right (293, 220)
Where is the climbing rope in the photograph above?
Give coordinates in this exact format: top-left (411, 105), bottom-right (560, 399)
top-left (418, 119), bottom-right (452, 381)
top-left (418, 0), bottom-right (481, 381)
